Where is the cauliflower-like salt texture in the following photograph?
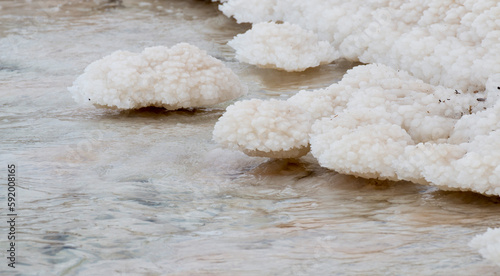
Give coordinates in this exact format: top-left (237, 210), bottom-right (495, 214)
top-left (228, 22), bottom-right (339, 72)
top-left (69, 43), bottom-right (247, 110)
top-left (213, 99), bottom-right (313, 158)
top-left (215, 63), bottom-right (500, 197)
top-left (470, 228), bottom-right (500, 267)
top-left (219, 0), bottom-right (500, 92)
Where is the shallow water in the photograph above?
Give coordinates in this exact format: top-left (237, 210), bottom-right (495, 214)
top-left (1, 0), bottom-right (500, 275)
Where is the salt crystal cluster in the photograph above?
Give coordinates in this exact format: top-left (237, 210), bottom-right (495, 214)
top-left (213, 99), bottom-right (313, 158)
top-left (213, 0), bottom-right (500, 194)
top-left (214, 64), bottom-right (500, 196)
top-left (69, 43), bottom-right (247, 110)
top-left (219, 0), bottom-right (500, 92)
top-left (228, 22), bottom-right (339, 71)
top-left (215, 0), bottom-right (500, 267)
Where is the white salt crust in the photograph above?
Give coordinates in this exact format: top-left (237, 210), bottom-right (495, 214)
top-left (214, 0), bottom-right (500, 264)
top-left (228, 22), bottom-right (339, 71)
top-left (213, 99), bottom-right (314, 158)
top-left (69, 43), bottom-right (247, 110)
top-left (214, 64), bottom-right (500, 197)
top-left (219, 0), bottom-right (500, 92)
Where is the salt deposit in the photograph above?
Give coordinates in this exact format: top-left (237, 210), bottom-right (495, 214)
top-left (470, 228), bottom-right (500, 267)
top-left (308, 64), bottom-right (493, 194)
top-left (69, 43), bottom-right (247, 110)
top-left (213, 0), bottom-right (500, 194)
top-left (3, 0), bottom-right (500, 273)
top-left (213, 99), bottom-right (312, 158)
top-left (214, 64), bottom-right (500, 196)
top-left (214, 0), bottom-right (500, 267)
top-left (218, 0), bottom-right (500, 93)
top-left (228, 22), bottom-right (339, 71)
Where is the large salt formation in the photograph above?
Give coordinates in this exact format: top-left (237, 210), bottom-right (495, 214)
top-left (219, 0), bottom-right (500, 93)
top-left (214, 0), bottom-right (500, 265)
top-left (214, 64), bottom-right (500, 196)
top-left (213, 0), bottom-right (500, 194)
top-left (69, 43), bottom-right (247, 110)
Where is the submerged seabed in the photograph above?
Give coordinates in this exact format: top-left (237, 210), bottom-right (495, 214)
top-left (1, 0), bottom-right (500, 274)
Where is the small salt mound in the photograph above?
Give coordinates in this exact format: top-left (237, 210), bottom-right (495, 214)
top-left (213, 99), bottom-right (313, 158)
top-left (470, 228), bottom-right (500, 266)
top-left (218, 0), bottom-right (278, 24)
top-left (228, 22), bottom-right (339, 72)
top-left (69, 43), bottom-right (247, 110)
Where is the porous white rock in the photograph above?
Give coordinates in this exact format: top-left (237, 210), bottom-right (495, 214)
top-left (470, 228), bottom-right (500, 266)
top-left (228, 22), bottom-right (339, 72)
top-left (69, 43), bottom-right (247, 110)
top-left (308, 64), bottom-right (471, 181)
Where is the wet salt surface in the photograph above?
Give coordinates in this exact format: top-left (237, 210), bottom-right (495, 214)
top-left (1, 0), bottom-right (500, 275)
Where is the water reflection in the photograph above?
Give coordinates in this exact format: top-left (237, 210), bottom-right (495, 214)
top-left (243, 60), bottom-right (363, 96)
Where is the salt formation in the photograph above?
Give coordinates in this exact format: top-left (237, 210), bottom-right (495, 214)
top-left (213, 0), bottom-right (500, 195)
top-left (213, 64), bottom-right (500, 196)
top-left (213, 82), bottom-right (343, 158)
top-left (470, 228), bottom-right (500, 266)
top-left (308, 65), bottom-right (497, 195)
top-left (228, 22), bottom-right (339, 71)
top-left (69, 43), bottom-right (247, 110)
top-left (213, 99), bottom-right (313, 158)
top-left (218, 0), bottom-right (500, 92)
top-left (213, 0), bottom-right (500, 265)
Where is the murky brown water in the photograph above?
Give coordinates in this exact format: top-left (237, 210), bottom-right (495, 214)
top-left (1, 0), bottom-right (500, 275)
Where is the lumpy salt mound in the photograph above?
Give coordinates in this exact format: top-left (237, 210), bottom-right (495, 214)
top-left (213, 99), bottom-right (313, 158)
top-left (214, 63), bottom-right (500, 196)
top-left (228, 22), bottom-right (339, 72)
top-left (214, 0), bottom-right (500, 196)
top-left (219, 0), bottom-right (500, 93)
top-left (308, 64), bottom-right (491, 192)
top-left (213, 0), bottom-right (500, 264)
top-left (69, 43), bottom-right (247, 110)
